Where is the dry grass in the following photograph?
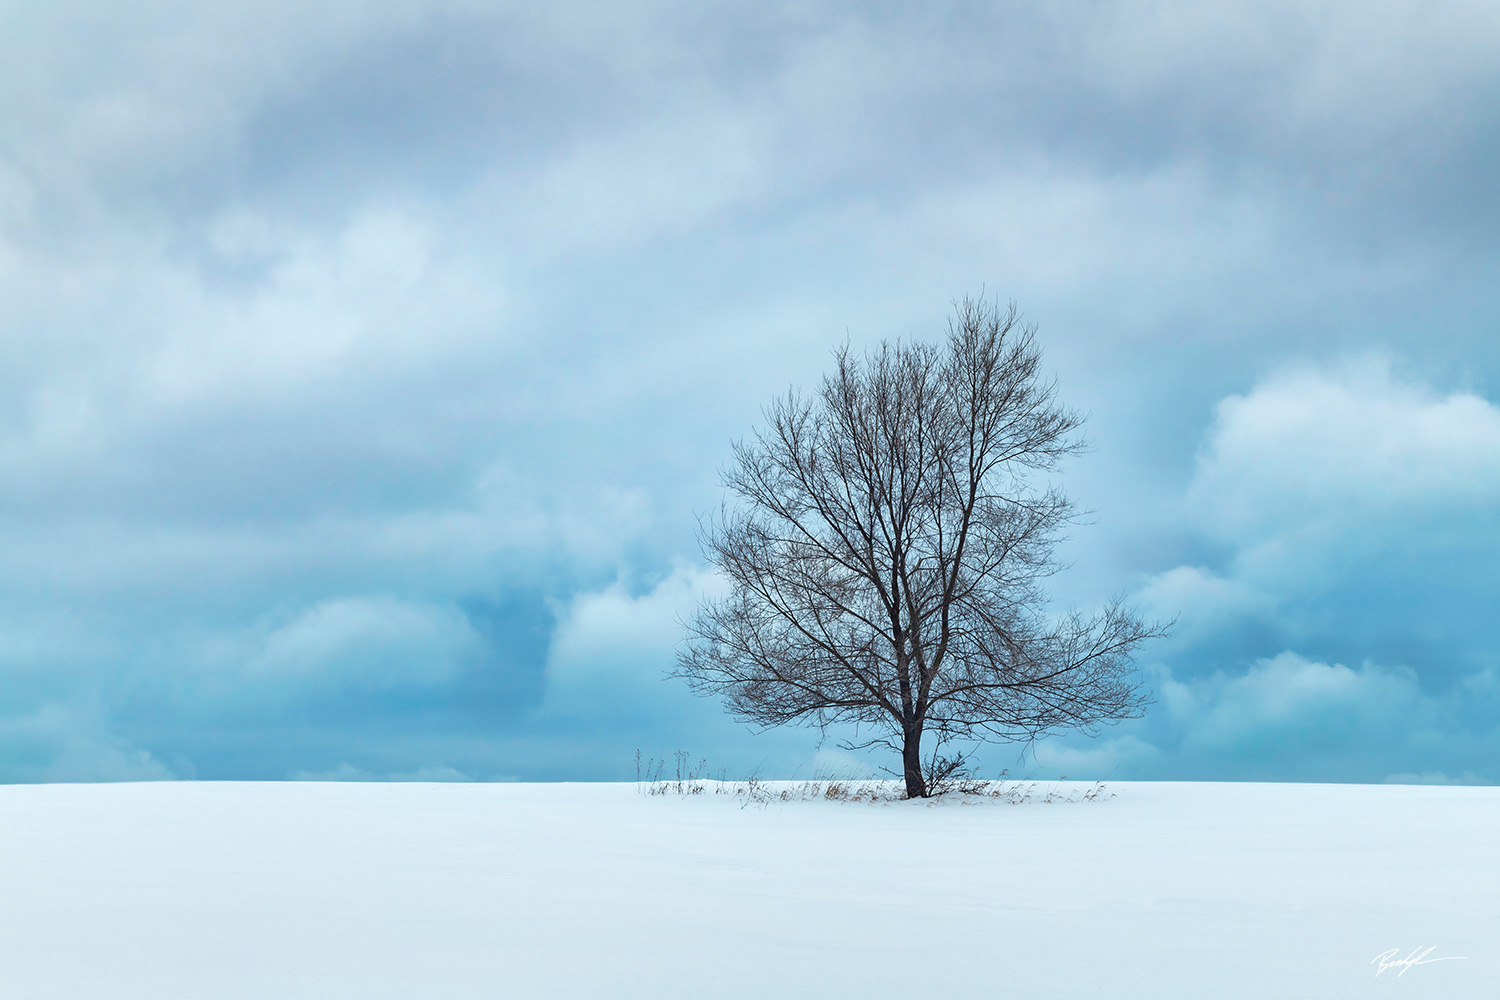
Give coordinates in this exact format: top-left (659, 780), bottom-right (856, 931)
top-left (634, 751), bottom-right (1115, 807)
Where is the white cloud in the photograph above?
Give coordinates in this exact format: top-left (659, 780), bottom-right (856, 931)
top-left (243, 596), bottom-right (486, 692)
top-left (1135, 361), bottom-right (1500, 632)
top-left (1133, 565), bottom-right (1276, 644)
top-left (1170, 652), bottom-right (1426, 754)
top-left (1028, 651), bottom-right (1495, 781)
top-left (1189, 358), bottom-right (1500, 539)
top-left (541, 563), bottom-right (727, 717)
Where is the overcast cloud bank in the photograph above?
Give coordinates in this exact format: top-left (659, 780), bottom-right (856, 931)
top-left (1, 1), bottom-right (1497, 781)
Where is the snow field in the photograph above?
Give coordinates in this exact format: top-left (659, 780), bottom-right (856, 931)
top-left (0, 780), bottom-right (1492, 998)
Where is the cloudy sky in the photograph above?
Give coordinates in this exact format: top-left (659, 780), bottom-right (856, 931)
top-left (2, 0), bottom-right (1498, 784)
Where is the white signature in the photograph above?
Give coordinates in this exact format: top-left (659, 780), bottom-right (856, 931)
top-left (1371, 946), bottom-right (1466, 977)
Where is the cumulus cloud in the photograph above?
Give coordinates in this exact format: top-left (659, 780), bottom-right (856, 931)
top-left (1189, 358), bottom-right (1500, 539)
top-left (1165, 652), bottom-right (1429, 756)
top-left (1031, 652), bottom-right (1496, 783)
top-left (1134, 361), bottom-right (1500, 688)
top-left (242, 596), bottom-right (487, 692)
top-left (1036, 361), bottom-right (1500, 783)
top-left (541, 563), bottom-right (725, 717)
top-left (1133, 565), bottom-right (1277, 646)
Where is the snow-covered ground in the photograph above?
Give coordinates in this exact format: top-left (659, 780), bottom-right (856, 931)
top-left (0, 780), bottom-right (1491, 998)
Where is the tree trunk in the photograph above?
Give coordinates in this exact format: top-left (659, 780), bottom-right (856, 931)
top-left (901, 726), bottom-right (927, 798)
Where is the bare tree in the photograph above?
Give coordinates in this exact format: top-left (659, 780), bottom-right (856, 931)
top-left (677, 298), bottom-right (1165, 798)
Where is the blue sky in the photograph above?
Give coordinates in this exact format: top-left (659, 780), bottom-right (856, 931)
top-left (1, 1), bottom-right (1498, 783)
